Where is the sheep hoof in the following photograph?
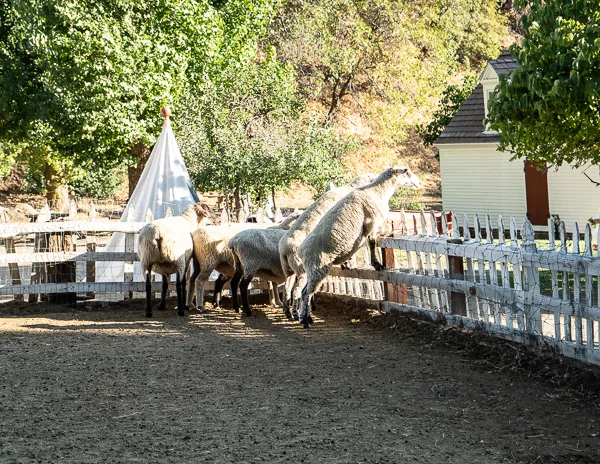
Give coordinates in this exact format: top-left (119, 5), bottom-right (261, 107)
top-left (242, 310), bottom-right (253, 318)
top-left (284, 309), bottom-right (292, 319)
top-left (307, 315), bottom-right (314, 324)
top-left (292, 311), bottom-right (299, 321)
top-left (300, 318), bottom-right (310, 329)
top-left (146, 311), bottom-right (153, 318)
top-left (177, 309), bottom-right (185, 317)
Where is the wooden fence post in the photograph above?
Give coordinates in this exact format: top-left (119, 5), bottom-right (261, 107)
top-left (124, 207), bottom-right (135, 300)
top-left (381, 246), bottom-right (407, 304)
top-left (447, 238), bottom-right (467, 316)
top-left (5, 237), bottom-right (23, 302)
top-left (86, 203), bottom-right (97, 299)
top-left (521, 220), bottom-right (542, 334)
top-left (29, 205), bottom-right (52, 303)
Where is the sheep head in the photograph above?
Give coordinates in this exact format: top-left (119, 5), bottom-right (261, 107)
top-left (182, 202), bottom-right (216, 227)
top-left (393, 167), bottom-right (421, 190)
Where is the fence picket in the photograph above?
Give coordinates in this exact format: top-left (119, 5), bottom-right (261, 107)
top-left (559, 221), bottom-right (571, 341)
top-left (548, 218), bottom-right (561, 340)
top-left (487, 215), bottom-right (501, 323)
top-left (421, 212), bottom-right (440, 310)
top-left (584, 223), bottom-right (595, 353)
top-left (463, 214), bottom-right (480, 319)
top-left (573, 223), bottom-right (583, 346)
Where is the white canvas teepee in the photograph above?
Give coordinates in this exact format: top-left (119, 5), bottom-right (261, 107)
top-left (98, 110), bottom-right (199, 284)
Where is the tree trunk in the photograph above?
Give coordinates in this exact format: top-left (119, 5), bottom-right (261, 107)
top-left (234, 187), bottom-right (243, 223)
top-left (43, 164), bottom-right (69, 212)
top-left (127, 143), bottom-right (152, 198)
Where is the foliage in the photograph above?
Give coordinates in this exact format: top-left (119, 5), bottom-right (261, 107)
top-left (487, 0), bottom-right (600, 167)
top-left (178, 52), bottom-right (353, 204)
top-left (269, 0), bottom-right (508, 148)
top-left (416, 74), bottom-right (479, 147)
top-left (69, 165), bottom-right (126, 199)
top-left (390, 186), bottom-right (425, 211)
top-left (0, 0), bottom-right (280, 198)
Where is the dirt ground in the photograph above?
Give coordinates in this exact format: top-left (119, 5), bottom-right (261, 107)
top-left (1, 294), bottom-right (599, 464)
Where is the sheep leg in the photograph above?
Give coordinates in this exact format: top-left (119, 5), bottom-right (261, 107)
top-left (230, 269), bottom-right (243, 313)
top-left (159, 277), bottom-right (169, 311)
top-left (369, 236), bottom-right (384, 271)
top-left (176, 275), bottom-right (187, 316)
top-left (291, 273), bottom-right (307, 320)
top-left (186, 260), bottom-right (201, 310)
top-left (269, 282), bottom-right (283, 307)
top-left (145, 271), bottom-right (153, 318)
top-left (212, 274), bottom-right (230, 308)
top-left (239, 275), bottom-right (254, 317)
top-left (299, 267), bottom-right (329, 328)
top-left (282, 274), bottom-right (296, 318)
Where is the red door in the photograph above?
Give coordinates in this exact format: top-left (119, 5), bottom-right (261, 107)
top-left (524, 161), bottom-right (550, 226)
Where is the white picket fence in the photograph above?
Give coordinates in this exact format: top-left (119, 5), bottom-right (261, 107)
top-left (322, 211), bottom-right (600, 367)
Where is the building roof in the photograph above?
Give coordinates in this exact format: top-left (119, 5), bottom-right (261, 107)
top-left (435, 51), bottom-right (516, 145)
top-left (488, 51), bottom-right (518, 75)
top-left (435, 84), bottom-right (500, 144)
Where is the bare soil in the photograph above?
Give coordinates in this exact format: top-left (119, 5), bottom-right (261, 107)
top-left (1, 294), bottom-right (599, 464)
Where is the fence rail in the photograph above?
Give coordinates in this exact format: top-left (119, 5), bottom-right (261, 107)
top-left (321, 210), bottom-right (600, 367)
top-left (1, 207), bottom-right (600, 367)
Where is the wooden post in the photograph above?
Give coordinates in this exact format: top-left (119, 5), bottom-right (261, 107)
top-left (521, 220), bottom-right (542, 335)
top-left (448, 238), bottom-right (467, 316)
top-left (124, 208), bottom-right (135, 300)
top-left (86, 203), bottom-right (97, 299)
top-left (46, 219), bottom-right (77, 304)
top-left (29, 205), bottom-right (51, 303)
top-left (5, 238), bottom-right (23, 302)
top-left (381, 246), bottom-right (407, 304)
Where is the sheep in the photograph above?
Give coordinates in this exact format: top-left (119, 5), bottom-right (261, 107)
top-left (278, 174), bottom-right (377, 319)
top-left (228, 228), bottom-right (291, 317)
top-left (297, 167), bottom-right (421, 328)
top-left (138, 203), bottom-right (212, 317)
top-left (185, 212), bottom-right (301, 313)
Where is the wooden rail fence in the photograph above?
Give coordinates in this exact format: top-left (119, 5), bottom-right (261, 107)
top-left (1, 207), bottom-right (599, 367)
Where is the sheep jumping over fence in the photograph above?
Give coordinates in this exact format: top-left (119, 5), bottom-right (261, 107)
top-left (138, 203), bottom-right (212, 317)
top-left (185, 212), bottom-right (301, 313)
top-left (278, 173), bottom-right (376, 319)
top-left (297, 167), bottom-right (421, 328)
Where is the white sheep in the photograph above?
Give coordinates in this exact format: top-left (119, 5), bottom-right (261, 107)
top-left (278, 174), bottom-right (376, 319)
top-left (185, 212), bottom-right (301, 313)
top-left (138, 203), bottom-right (212, 317)
top-left (297, 167), bottom-right (421, 328)
top-left (228, 228), bottom-right (292, 317)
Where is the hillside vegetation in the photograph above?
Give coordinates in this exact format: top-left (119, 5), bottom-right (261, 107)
top-left (0, 0), bottom-right (517, 212)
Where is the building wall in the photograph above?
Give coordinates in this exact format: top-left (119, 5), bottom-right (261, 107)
top-left (548, 164), bottom-right (600, 227)
top-left (438, 145), bottom-right (600, 233)
top-left (438, 144), bottom-right (527, 227)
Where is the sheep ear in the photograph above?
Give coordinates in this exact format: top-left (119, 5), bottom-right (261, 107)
top-left (165, 207), bottom-right (173, 217)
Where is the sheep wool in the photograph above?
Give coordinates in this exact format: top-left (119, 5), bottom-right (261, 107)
top-left (138, 203), bottom-right (211, 317)
top-left (297, 167), bottom-right (421, 328)
top-left (278, 173), bottom-right (376, 318)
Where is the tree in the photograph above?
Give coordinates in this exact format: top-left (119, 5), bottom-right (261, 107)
top-left (269, 0), bottom-right (508, 147)
top-left (177, 52), bottom-right (352, 218)
top-left (0, 0), bottom-right (279, 203)
top-left (416, 74), bottom-right (478, 147)
top-left (487, 0), bottom-right (600, 168)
